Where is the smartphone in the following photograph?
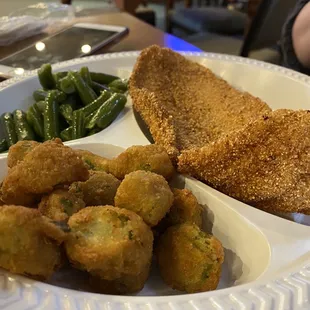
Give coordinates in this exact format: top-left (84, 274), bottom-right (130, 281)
top-left (0, 23), bottom-right (128, 77)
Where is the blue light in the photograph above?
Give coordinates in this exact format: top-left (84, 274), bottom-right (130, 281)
top-left (164, 34), bottom-right (202, 52)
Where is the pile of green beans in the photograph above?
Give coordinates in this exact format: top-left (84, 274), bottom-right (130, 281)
top-left (0, 64), bottom-right (128, 152)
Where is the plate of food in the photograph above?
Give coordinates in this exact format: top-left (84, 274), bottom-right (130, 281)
top-left (0, 45), bottom-right (310, 310)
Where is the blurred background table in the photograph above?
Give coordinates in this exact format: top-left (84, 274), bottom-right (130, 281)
top-left (114, 0), bottom-right (145, 14)
top-left (0, 0), bottom-right (296, 78)
top-left (0, 11), bottom-right (200, 63)
top-left (62, 0), bottom-right (146, 14)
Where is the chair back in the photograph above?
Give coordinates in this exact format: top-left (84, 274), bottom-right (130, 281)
top-left (240, 0), bottom-right (296, 57)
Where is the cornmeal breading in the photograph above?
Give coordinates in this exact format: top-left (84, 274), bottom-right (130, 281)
top-left (0, 205), bottom-right (66, 280)
top-left (178, 109), bottom-right (310, 214)
top-left (129, 45), bottom-right (271, 162)
top-left (2, 139), bottom-right (89, 205)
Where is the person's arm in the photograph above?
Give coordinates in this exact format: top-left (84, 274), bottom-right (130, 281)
top-left (292, 2), bottom-right (310, 68)
top-left (281, 0), bottom-right (310, 74)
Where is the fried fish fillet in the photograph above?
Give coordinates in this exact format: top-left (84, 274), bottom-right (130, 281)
top-left (2, 139), bottom-right (89, 205)
top-left (129, 45), bottom-right (271, 161)
top-left (178, 109), bottom-right (310, 214)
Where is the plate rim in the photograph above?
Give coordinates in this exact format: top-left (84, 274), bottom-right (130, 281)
top-left (1, 50), bottom-right (310, 90)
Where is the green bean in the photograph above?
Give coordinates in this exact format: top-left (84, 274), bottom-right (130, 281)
top-left (56, 71), bottom-right (68, 77)
top-left (55, 90), bottom-right (67, 103)
top-left (33, 89), bottom-right (66, 103)
top-left (0, 67), bottom-right (125, 145)
top-left (96, 94), bottom-right (127, 129)
top-left (72, 110), bottom-right (86, 140)
top-left (35, 101), bottom-right (46, 114)
top-left (90, 72), bottom-right (118, 85)
top-left (0, 139), bottom-right (8, 153)
top-left (26, 105), bottom-right (44, 138)
top-left (68, 71), bottom-right (97, 106)
top-left (33, 89), bottom-right (48, 102)
top-left (60, 127), bottom-right (72, 142)
top-left (61, 94), bottom-right (79, 108)
top-left (54, 72), bottom-right (69, 90)
top-left (44, 90), bottom-right (60, 140)
top-left (38, 64), bottom-right (56, 90)
top-left (91, 81), bottom-right (110, 95)
top-left (0, 113), bottom-right (17, 147)
top-left (13, 110), bottom-right (36, 141)
top-left (85, 110), bottom-right (96, 126)
top-left (108, 79), bottom-right (128, 93)
top-left (60, 75), bottom-right (75, 94)
top-left (80, 67), bottom-right (92, 86)
top-left (59, 103), bottom-right (74, 125)
top-left (87, 127), bottom-right (101, 136)
top-left (54, 71), bottom-right (67, 81)
top-left (109, 86), bottom-right (125, 94)
top-left (59, 117), bottom-right (68, 132)
top-left (86, 93), bottom-right (126, 130)
top-left (77, 90), bottom-right (111, 118)
top-left (59, 95), bottom-right (78, 125)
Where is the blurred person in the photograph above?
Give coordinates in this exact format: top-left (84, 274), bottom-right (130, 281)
top-left (281, 1), bottom-right (310, 74)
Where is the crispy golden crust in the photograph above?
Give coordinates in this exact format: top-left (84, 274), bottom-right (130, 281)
top-left (178, 109), bottom-right (310, 214)
top-left (0, 205), bottom-right (66, 279)
top-left (169, 188), bottom-right (203, 227)
top-left (156, 188), bottom-right (203, 234)
top-left (129, 45), bottom-right (270, 162)
top-left (75, 149), bottom-right (111, 172)
top-left (109, 144), bottom-right (175, 180)
top-left (65, 206), bottom-right (153, 288)
top-left (39, 189), bottom-right (85, 222)
top-left (114, 171), bottom-right (174, 226)
top-left (7, 140), bottom-right (40, 168)
top-left (157, 223), bottom-right (224, 293)
top-left (69, 171), bottom-right (120, 206)
top-left (2, 139), bottom-right (89, 205)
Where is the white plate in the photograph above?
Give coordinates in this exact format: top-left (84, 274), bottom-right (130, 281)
top-left (1, 52), bottom-right (310, 310)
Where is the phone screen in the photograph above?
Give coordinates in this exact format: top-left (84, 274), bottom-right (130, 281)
top-left (0, 26), bottom-right (119, 70)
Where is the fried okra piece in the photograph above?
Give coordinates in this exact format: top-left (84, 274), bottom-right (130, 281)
top-left (7, 140), bottom-right (40, 168)
top-left (0, 205), bottom-right (66, 280)
top-left (169, 189), bottom-right (203, 227)
top-left (65, 206), bottom-right (153, 294)
top-left (156, 188), bottom-right (203, 233)
top-left (75, 149), bottom-right (111, 171)
top-left (69, 171), bottom-right (120, 206)
top-left (1, 139), bottom-right (89, 205)
top-left (109, 144), bottom-right (175, 180)
top-left (157, 223), bottom-right (224, 293)
top-left (0, 183), bottom-right (6, 206)
top-left (114, 170), bottom-right (174, 226)
top-left (39, 189), bottom-right (85, 222)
